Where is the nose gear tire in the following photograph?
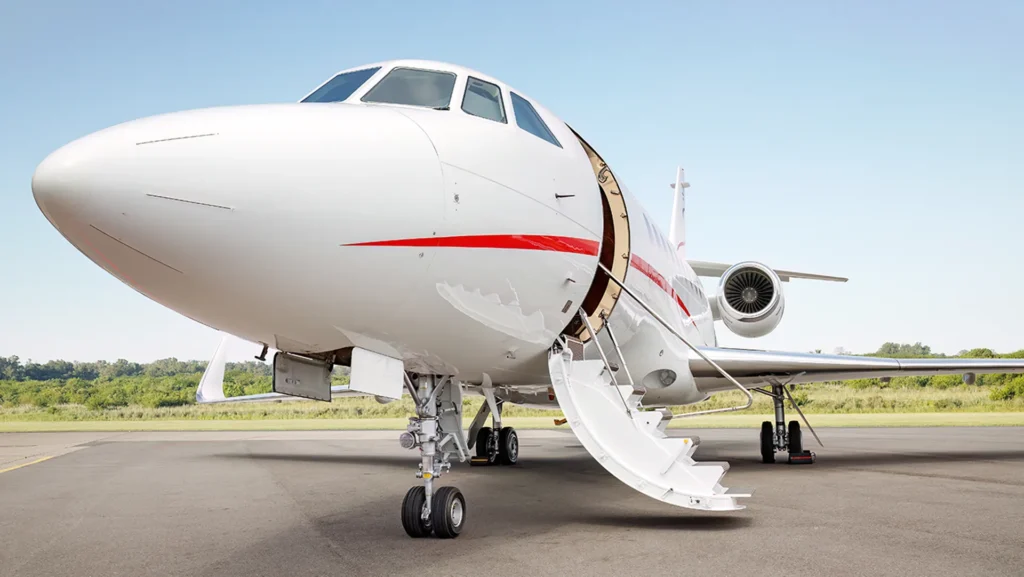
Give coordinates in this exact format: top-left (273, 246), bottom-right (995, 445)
top-left (430, 486), bottom-right (466, 539)
top-left (401, 486), bottom-right (430, 538)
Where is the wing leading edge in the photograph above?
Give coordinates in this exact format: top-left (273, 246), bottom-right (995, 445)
top-left (689, 347), bottom-right (1024, 390)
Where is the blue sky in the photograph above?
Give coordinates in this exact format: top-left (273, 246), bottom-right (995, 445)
top-left (1, 0), bottom-right (1021, 363)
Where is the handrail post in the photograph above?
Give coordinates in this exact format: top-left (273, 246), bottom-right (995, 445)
top-left (577, 308), bottom-right (633, 417)
top-left (601, 312), bottom-right (636, 389)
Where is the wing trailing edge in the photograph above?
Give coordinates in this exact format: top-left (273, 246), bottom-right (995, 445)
top-left (689, 347), bottom-right (1024, 388)
top-left (688, 260), bottom-right (847, 283)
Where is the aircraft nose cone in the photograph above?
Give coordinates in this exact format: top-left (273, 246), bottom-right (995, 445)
top-left (32, 138), bottom-right (90, 232)
top-left (31, 121), bottom-right (136, 239)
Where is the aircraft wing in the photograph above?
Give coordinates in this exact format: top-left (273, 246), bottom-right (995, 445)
top-left (687, 260), bottom-right (848, 283)
top-left (689, 347), bottom-right (1024, 387)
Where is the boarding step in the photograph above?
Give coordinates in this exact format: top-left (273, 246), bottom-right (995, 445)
top-left (549, 347), bottom-right (751, 512)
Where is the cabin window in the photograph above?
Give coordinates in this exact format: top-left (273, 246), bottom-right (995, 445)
top-left (462, 77), bottom-right (506, 123)
top-left (301, 67), bottom-right (381, 103)
top-left (361, 67), bottom-right (457, 109)
top-left (510, 92), bottom-right (561, 147)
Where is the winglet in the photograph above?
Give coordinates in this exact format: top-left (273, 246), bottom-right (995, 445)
top-left (196, 334), bottom-right (228, 403)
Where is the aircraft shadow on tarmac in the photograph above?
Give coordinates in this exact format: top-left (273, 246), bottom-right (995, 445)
top-left (205, 444), bottom-right (1024, 553)
top-left (208, 443), bottom-right (1024, 540)
top-left (715, 449), bottom-right (1024, 470)
top-left (214, 446), bottom-right (1024, 472)
top-left (214, 452), bottom-right (414, 469)
top-left (206, 507), bottom-right (750, 577)
top-left (211, 450), bottom-right (751, 534)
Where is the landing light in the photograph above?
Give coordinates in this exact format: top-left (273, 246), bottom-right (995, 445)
top-left (399, 432), bottom-right (416, 449)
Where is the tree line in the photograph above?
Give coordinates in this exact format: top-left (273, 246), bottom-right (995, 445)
top-left (0, 356), bottom-right (271, 382)
top-left (818, 342), bottom-right (1024, 400)
top-left (1, 343), bottom-right (1022, 410)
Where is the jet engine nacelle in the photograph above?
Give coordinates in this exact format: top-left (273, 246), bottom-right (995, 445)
top-left (716, 261), bottom-right (785, 338)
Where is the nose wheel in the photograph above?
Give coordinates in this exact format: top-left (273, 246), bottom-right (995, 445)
top-left (430, 486), bottom-right (466, 538)
top-left (401, 485), bottom-right (467, 539)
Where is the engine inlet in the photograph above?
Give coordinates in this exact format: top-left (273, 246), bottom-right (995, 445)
top-left (724, 268), bottom-right (775, 314)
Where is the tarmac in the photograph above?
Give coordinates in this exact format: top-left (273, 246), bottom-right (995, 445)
top-left (1, 427), bottom-right (1022, 577)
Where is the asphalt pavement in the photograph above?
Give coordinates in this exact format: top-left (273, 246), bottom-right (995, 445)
top-left (1, 427), bottom-right (1022, 577)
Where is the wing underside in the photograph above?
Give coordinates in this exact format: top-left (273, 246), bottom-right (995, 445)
top-left (690, 347), bottom-right (1024, 391)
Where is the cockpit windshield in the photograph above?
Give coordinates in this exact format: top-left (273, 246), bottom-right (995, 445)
top-left (301, 67), bottom-right (381, 103)
top-left (361, 67), bottom-right (457, 109)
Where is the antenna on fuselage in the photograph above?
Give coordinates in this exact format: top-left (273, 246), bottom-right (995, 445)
top-left (668, 166), bottom-right (690, 259)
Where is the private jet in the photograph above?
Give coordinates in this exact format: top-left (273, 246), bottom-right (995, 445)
top-left (31, 59), bottom-right (1024, 539)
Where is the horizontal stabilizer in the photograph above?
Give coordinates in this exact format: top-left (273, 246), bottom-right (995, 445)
top-left (688, 260), bottom-right (847, 283)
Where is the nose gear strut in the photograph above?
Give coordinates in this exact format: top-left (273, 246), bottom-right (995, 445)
top-left (399, 374), bottom-right (470, 538)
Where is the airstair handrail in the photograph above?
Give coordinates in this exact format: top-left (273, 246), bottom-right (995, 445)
top-left (577, 308), bottom-right (635, 417)
top-left (595, 263), bottom-right (754, 418)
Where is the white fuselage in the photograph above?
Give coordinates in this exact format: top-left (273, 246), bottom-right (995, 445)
top-left (32, 60), bottom-right (718, 407)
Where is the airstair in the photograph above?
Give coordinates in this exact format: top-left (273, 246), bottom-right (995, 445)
top-left (548, 264), bottom-right (753, 511)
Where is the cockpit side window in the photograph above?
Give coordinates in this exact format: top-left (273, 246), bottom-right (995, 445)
top-left (361, 67), bottom-right (457, 109)
top-left (301, 67), bottom-right (381, 103)
top-left (461, 77), bottom-right (506, 123)
top-left (510, 92), bottom-right (561, 148)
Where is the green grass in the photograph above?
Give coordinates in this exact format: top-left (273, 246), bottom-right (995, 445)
top-left (1, 412), bottom-right (1022, 432)
top-left (676, 385), bottom-right (1024, 414)
top-left (2, 383), bottom-right (1023, 432)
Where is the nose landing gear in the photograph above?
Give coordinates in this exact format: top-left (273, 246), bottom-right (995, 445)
top-left (399, 374), bottom-right (471, 538)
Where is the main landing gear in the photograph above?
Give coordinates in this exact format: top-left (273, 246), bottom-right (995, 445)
top-left (398, 374), bottom-right (471, 538)
top-left (467, 381), bottom-right (519, 467)
top-left (755, 380), bottom-right (821, 465)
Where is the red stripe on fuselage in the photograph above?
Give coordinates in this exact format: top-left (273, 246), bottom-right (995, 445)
top-left (345, 234), bottom-right (601, 256)
top-left (628, 254), bottom-right (692, 317)
top-left (344, 234), bottom-right (691, 317)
